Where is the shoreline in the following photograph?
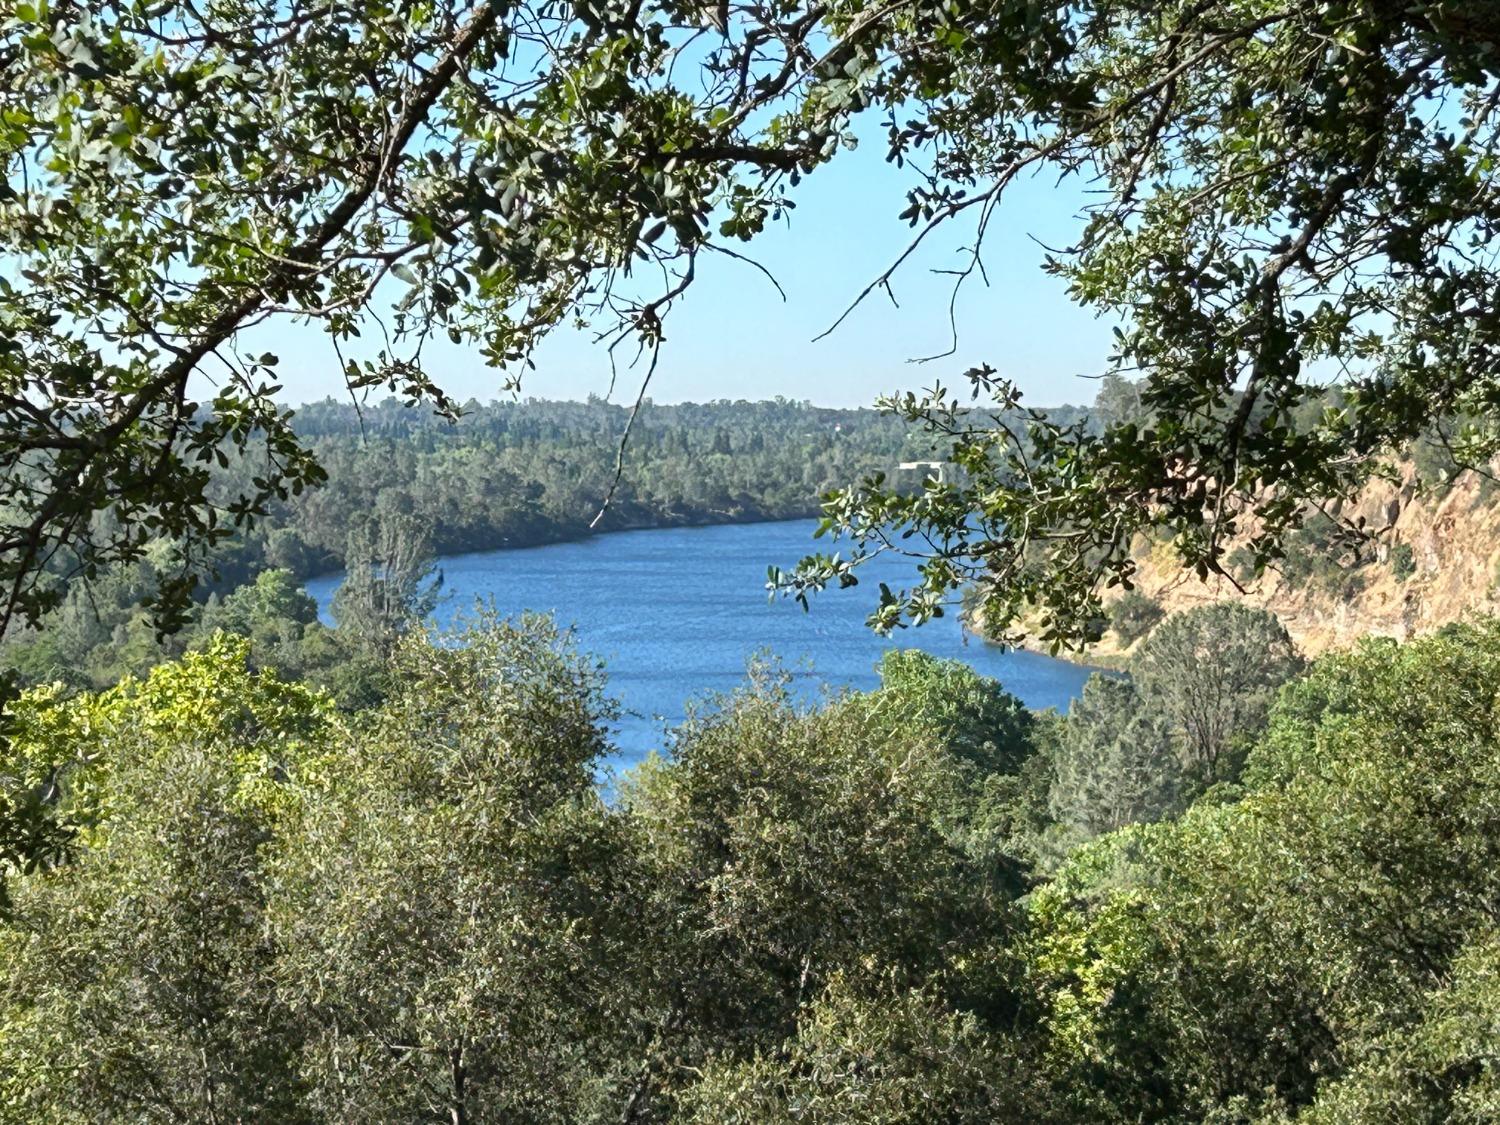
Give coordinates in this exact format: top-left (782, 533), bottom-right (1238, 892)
top-left (962, 605), bottom-right (1130, 674)
top-left (301, 508), bottom-right (824, 585)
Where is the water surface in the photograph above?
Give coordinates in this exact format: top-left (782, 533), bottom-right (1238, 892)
top-left (306, 520), bottom-right (1096, 770)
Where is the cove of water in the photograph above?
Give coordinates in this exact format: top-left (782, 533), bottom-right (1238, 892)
top-left (305, 519), bottom-right (1097, 772)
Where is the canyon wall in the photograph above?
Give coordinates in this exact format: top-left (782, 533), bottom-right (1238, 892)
top-left (1088, 465), bottom-right (1500, 660)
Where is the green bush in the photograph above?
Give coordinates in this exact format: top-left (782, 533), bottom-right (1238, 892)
top-left (1276, 512), bottom-right (1376, 592)
top-left (1109, 591), bottom-right (1165, 646)
top-left (1225, 545), bottom-right (1259, 584)
top-left (1390, 541), bottom-right (1416, 581)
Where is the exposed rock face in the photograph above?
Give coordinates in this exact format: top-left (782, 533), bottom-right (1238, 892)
top-left (1092, 465), bottom-right (1500, 660)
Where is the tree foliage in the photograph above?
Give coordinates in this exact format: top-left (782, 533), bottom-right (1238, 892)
top-left (268, 616), bottom-right (641, 1121)
top-left (1132, 602), bottom-right (1303, 781)
top-left (1047, 604), bottom-right (1302, 848)
top-left (1024, 619), bottom-right (1500, 1121)
top-left (0, 623), bottom-right (1047, 1120)
top-left (0, 637), bottom-right (332, 1119)
top-left (759, 1), bottom-right (1500, 643)
top-left (1107, 590), bottom-right (1163, 648)
top-left (676, 978), bottom-right (1031, 1124)
top-left (0, 0), bottom-right (865, 633)
top-left (8, 611), bottom-right (1500, 1120)
top-left (329, 508), bottom-right (442, 655)
top-left (8, 2), bottom-right (1500, 646)
top-left (1048, 674), bottom-right (1181, 843)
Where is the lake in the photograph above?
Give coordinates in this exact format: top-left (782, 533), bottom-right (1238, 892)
top-left (305, 519), bottom-right (1098, 770)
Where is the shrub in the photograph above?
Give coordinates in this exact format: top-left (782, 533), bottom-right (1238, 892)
top-left (1109, 591), bottom-right (1165, 647)
top-left (1390, 541), bottom-right (1416, 581)
top-left (1225, 545), bottom-right (1259, 584)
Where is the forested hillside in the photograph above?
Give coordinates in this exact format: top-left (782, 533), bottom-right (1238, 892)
top-left (249, 396), bottom-right (947, 576)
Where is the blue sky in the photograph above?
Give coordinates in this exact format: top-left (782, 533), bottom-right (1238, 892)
top-left (256, 132), bottom-right (1117, 410)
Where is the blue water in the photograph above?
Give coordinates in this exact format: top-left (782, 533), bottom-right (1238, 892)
top-left (305, 519), bottom-right (1097, 770)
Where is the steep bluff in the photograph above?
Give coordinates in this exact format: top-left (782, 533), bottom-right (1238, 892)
top-left (1072, 464), bottom-right (1500, 661)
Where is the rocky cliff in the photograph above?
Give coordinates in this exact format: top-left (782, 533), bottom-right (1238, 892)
top-left (1082, 464), bottom-right (1500, 660)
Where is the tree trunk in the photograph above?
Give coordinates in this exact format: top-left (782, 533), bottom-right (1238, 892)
top-left (450, 1045), bottom-right (467, 1125)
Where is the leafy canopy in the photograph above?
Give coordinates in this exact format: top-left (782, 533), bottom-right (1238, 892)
top-left (1046, 603), bottom-right (1303, 849)
top-left (7, 2), bottom-right (1500, 649)
top-left (0, 0), bottom-right (862, 633)
top-left (1024, 619), bottom-right (1500, 1121)
top-left (1, 622), bottom-right (1046, 1121)
top-left (11, 609), bottom-right (1500, 1120)
top-left (767, 2), bottom-right (1500, 643)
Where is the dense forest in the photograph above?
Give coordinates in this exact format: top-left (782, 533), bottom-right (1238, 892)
top-left (3, 601), bottom-right (1497, 1121)
top-left (247, 395), bottom-right (949, 571)
top-left (8, 379), bottom-right (1478, 698)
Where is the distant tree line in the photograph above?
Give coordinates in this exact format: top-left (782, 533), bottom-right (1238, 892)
top-left (238, 395), bottom-right (984, 580)
top-left (7, 396), bottom-right (1070, 695)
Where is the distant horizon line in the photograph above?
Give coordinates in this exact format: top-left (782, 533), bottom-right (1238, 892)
top-left (286, 391), bottom-right (1085, 413)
